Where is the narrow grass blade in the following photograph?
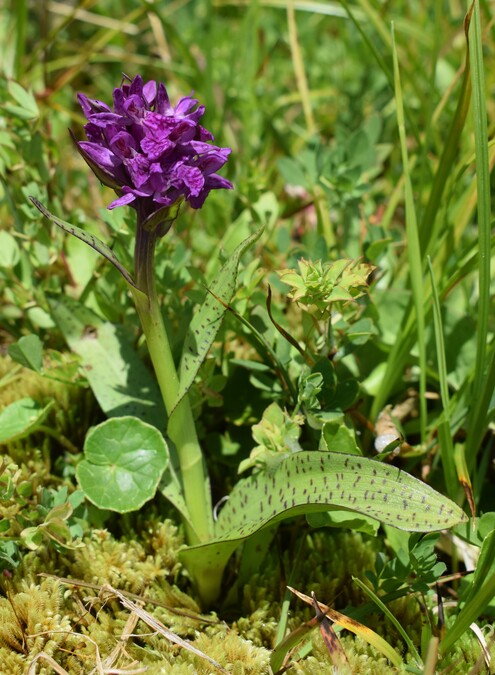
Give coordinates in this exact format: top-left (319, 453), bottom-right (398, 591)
top-left (465, 0), bottom-right (492, 469)
top-left (273, 537), bottom-right (307, 650)
top-left (371, 8), bottom-right (474, 419)
top-left (420, 5), bottom-right (473, 258)
top-left (440, 529), bottom-right (495, 654)
top-left (353, 576), bottom-right (422, 667)
top-left (392, 25), bottom-right (427, 443)
top-left (427, 257), bottom-right (459, 498)
top-left (14, 0), bottom-right (28, 80)
top-left (287, 1), bottom-right (314, 134)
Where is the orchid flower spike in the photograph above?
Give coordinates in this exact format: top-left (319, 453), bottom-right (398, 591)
top-left (73, 75), bottom-right (233, 225)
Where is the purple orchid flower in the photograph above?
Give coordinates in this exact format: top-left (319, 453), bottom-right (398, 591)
top-left (72, 75), bottom-right (233, 221)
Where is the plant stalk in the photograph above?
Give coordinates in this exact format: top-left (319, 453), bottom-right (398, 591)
top-left (132, 211), bottom-right (213, 546)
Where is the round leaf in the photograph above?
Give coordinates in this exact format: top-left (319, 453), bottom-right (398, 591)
top-left (77, 417), bottom-right (168, 513)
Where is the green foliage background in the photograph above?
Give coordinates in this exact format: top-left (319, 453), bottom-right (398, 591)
top-left (0, 0), bottom-right (494, 672)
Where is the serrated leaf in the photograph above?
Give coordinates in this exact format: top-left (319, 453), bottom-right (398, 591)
top-left (29, 197), bottom-right (138, 290)
top-left (8, 334), bottom-right (43, 372)
top-left (48, 295), bottom-right (166, 429)
top-left (0, 398), bottom-right (53, 444)
top-left (76, 416), bottom-right (168, 513)
top-left (180, 451), bottom-right (467, 602)
top-left (172, 227), bottom-right (263, 413)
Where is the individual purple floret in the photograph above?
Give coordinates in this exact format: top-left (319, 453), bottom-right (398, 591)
top-left (72, 75), bottom-right (233, 213)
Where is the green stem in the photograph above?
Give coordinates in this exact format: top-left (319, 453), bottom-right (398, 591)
top-left (132, 214), bottom-right (213, 546)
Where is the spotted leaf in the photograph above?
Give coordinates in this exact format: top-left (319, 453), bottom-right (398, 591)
top-left (180, 451), bottom-right (467, 603)
top-left (172, 227), bottom-right (263, 415)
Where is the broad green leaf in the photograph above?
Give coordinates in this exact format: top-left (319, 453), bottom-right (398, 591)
top-left (76, 416), bottom-right (168, 512)
top-left (321, 421), bottom-right (362, 455)
top-left (48, 295), bottom-right (166, 430)
top-left (0, 231), bottom-right (20, 267)
top-left (29, 198), bottom-right (138, 290)
top-left (180, 451), bottom-right (467, 603)
top-left (172, 227), bottom-right (263, 413)
top-left (0, 398), bottom-right (53, 444)
top-left (8, 334), bottom-right (43, 372)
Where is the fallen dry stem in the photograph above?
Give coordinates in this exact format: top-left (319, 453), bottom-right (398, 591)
top-left (97, 584), bottom-right (229, 674)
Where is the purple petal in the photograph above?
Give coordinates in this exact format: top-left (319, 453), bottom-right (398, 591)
top-left (112, 88), bottom-right (126, 115)
top-left (83, 121), bottom-right (104, 144)
top-left (129, 74), bottom-right (144, 97)
top-left (70, 130), bottom-right (124, 190)
top-left (143, 80), bottom-right (157, 107)
top-left (77, 93), bottom-right (111, 118)
top-left (169, 119), bottom-right (196, 143)
top-left (188, 140), bottom-right (222, 155)
top-left (175, 165), bottom-right (204, 196)
top-left (142, 112), bottom-right (176, 135)
top-left (86, 112), bottom-right (128, 128)
top-left (154, 192), bottom-right (178, 206)
top-left (141, 135), bottom-right (176, 161)
top-left (148, 163), bottom-right (167, 192)
top-left (109, 131), bottom-right (138, 159)
top-left (123, 94), bottom-right (145, 120)
top-left (125, 154), bottom-right (150, 188)
top-left (185, 103), bottom-right (205, 124)
top-left (78, 141), bottom-right (122, 172)
top-left (205, 173), bottom-right (234, 190)
top-left (188, 192), bottom-right (208, 209)
top-left (196, 148), bottom-right (231, 174)
top-left (108, 191), bottom-right (137, 209)
top-left (196, 125), bottom-right (214, 142)
top-left (174, 95), bottom-right (199, 117)
top-left (155, 82), bottom-right (171, 115)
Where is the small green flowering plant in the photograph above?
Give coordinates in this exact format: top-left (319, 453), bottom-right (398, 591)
top-left (278, 257), bottom-right (373, 321)
top-left (29, 75), bottom-right (466, 606)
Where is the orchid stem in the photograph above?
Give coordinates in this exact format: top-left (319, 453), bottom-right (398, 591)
top-left (132, 219), bottom-right (213, 546)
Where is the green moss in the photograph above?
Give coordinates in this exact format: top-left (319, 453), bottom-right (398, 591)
top-left (0, 355), bottom-right (93, 450)
top-left (0, 577), bottom-right (74, 671)
top-left (0, 521), bottom-right (491, 673)
top-left (0, 356), bottom-right (80, 414)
